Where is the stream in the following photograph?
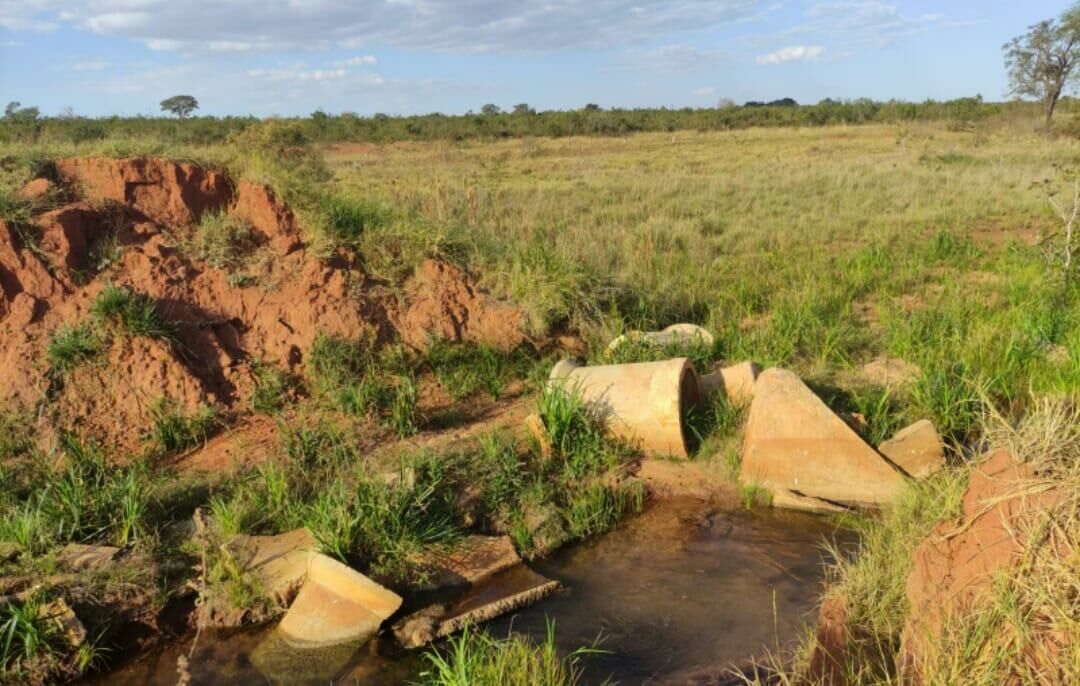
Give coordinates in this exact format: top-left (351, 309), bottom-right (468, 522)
top-left (93, 498), bottom-right (848, 685)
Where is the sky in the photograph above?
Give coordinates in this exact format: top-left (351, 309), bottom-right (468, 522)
top-left (0, 1), bottom-right (1074, 118)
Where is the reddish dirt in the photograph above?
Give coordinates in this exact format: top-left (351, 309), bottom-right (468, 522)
top-left (0, 157), bottom-right (530, 456)
top-left (392, 259), bottom-right (529, 353)
top-left (899, 448), bottom-right (1065, 680)
top-left (171, 414), bottom-right (282, 474)
top-left (55, 157), bottom-right (232, 227)
top-left (17, 177), bottom-right (53, 201)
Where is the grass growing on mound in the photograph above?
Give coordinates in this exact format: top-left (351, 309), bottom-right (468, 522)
top-left (757, 397), bottom-right (1080, 686)
top-left (419, 622), bottom-right (603, 686)
top-left (189, 211), bottom-right (256, 270)
top-left (46, 324), bottom-right (102, 376)
top-left (912, 398), bottom-right (1080, 685)
top-left (148, 399), bottom-right (218, 455)
top-left (90, 283), bottom-right (176, 341)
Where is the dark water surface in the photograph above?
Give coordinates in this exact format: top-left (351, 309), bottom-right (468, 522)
top-left (92, 498), bottom-right (846, 685)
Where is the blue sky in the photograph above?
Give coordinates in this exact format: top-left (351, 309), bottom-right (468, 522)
top-left (0, 1), bottom-right (1073, 117)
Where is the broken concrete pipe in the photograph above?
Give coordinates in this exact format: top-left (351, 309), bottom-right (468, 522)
top-left (605, 323), bottom-right (714, 355)
top-left (549, 357), bottom-right (701, 458)
top-left (277, 553), bottom-right (403, 649)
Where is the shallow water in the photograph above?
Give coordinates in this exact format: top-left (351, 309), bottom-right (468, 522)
top-left (92, 498), bottom-right (846, 685)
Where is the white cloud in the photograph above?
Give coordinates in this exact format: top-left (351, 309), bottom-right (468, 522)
top-left (0, 0), bottom-right (765, 54)
top-left (693, 86), bottom-right (716, 97)
top-left (297, 68), bottom-right (346, 81)
top-left (783, 1), bottom-right (978, 49)
top-left (343, 55), bottom-right (376, 66)
top-left (72, 60), bottom-right (109, 71)
top-left (756, 45), bottom-right (824, 65)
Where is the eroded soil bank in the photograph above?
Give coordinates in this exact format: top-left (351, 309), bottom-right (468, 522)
top-left (89, 497), bottom-right (849, 685)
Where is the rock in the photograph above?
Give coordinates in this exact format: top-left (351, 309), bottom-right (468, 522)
top-left (699, 361), bottom-right (761, 406)
top-left (524, 413), bottom-right (553, 460)
top-left (278, 554), bottom-right (402, 648)
top-left (17, 178), bottom-right (53, 201)
top-left (58, 543), bottom-right (121, 571)
top-left (40, 597), bottom-right (87, 650)
top-left (226, 528), bottom-right (318, 604)
top-left (606, 323), bottom-right (713, 355)
top-left (198, 528), bottom-right (319, 628)
top-left (860, 356), bottom-right (921, 387)
top-left (635, 458), bottom-right (731, 500)
top-left (878, 420), bottom-right (945, 479)
top-left (771, 489), bottom-right (849, 515)
top-left (393, 565), bottom-right (561, 648)
top-left (0, 542), bottom-right (21, 563)
top-left (410, 536), bottom-right (522, 592)
top-left (740, 368), bottom-right (907, 508)
top-left (899, 449), bottom-right (1065, 676)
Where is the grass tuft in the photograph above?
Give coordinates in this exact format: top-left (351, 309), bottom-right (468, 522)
top-left (419, 621), bottom-right (604, 686)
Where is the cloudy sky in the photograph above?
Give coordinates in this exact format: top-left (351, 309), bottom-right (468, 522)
top-left (0, 1), bottom-right (1071, 117)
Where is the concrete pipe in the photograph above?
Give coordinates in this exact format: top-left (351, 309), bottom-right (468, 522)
top-left (278, 554), bottom-right (402, 648)
top-left (549, 357), bottom-right (701, 458)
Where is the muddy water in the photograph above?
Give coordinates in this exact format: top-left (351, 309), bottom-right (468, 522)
top-left (93, 498), bottom-right (846, 685)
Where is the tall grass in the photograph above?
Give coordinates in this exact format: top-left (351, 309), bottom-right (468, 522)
top-left (420, 622), bottom-right (604, 686)
top-left (0, 434), bottom-right (154, 553)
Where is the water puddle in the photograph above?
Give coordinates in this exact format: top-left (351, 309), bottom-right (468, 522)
top-left (92, 498), bottom-right (847, 685)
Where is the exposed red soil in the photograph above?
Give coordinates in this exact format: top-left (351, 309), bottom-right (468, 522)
top-left (0, 157), bottom-right (529, 455)
top-left (899, 448), bottom-right (1065, 681)
top-left (17, 178), bottom-right (53, 201)
top-left (391, 259), bottom-right (529, 352)
top-left (55, 157), bottom-right (232, 228)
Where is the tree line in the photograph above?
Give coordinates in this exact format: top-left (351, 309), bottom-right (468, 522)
top-left (2, 96), bottom-right (1059, 147)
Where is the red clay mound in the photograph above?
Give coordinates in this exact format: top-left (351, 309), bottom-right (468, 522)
top-left (392, 259), bottom-right (528, 353)
top-left (1, 157), bottom-right (534, 455)
top-left (231, 181), bottom-right (302, 256)
top-left (56, 157), bottom-right (232, 227)
top-left (899, 449), bottom-right (1065, 680)
top-left (52, 337), bottom-right (213, 455)
top-left (36, 203), bottom-right (107, 273)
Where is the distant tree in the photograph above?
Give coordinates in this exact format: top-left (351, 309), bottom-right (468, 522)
top-left (480, 103), bottom-right (501, 115)
top-left (512, 103), bottom-right (534, 115)
top-left (1004, 4), bottom-right (1080, 128)
top-left (583, 103), bottom-right (601, 112)
top-left (716, 98), bottom-right (736, 109)
top-left (160, 95), bottom-right (199, 118)
top-left (4, 101), bottom-right (39, 121)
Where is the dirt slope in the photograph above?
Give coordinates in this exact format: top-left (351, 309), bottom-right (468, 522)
top-left (1, 157), bottom-right (528, 455)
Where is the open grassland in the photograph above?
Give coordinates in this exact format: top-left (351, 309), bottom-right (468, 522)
top-left (328, 123), bottom-right (1080, 442)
